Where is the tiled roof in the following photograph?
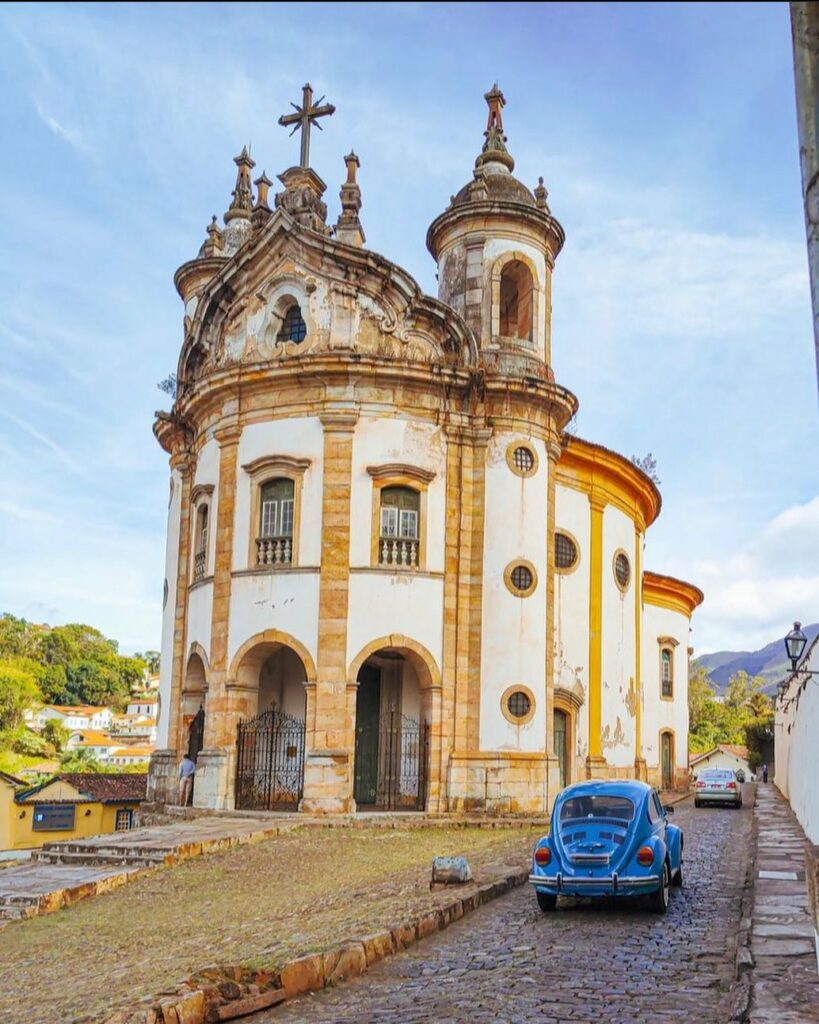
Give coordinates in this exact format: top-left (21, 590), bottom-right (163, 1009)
top-left (690, 744), bottom-right (750, 766)
top-left (0, 770), bottom-right (23, 786)
top-left (69, 730), bottom-right (118, 747)
top-left (43, 704), bottom-right (109, 715)
top-left (16, 773), bottom-right (147, 803)
top-left (110, 747), bottom-right (154, 758)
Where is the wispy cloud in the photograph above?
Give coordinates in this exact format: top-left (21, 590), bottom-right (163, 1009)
top-left (0, 410), bottom-right (80, 472)
top-left (32, 95), bottom-right (88, 153)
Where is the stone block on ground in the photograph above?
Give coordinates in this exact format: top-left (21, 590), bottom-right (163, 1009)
top-left (323, 943), bottom-right (367, 986)
top-left (431, 855), bottom-right (472, 885)
top-left (279, 953), bottom-right (325, 997)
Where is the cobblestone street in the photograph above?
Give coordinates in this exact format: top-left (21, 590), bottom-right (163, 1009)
top-left (268, 790), bottom-right (754, 1024)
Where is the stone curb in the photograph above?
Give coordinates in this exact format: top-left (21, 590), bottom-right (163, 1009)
top-left (730, 787), bottom-right (757, 1023)
top-left (98, 863), bottom-right (530, 1024)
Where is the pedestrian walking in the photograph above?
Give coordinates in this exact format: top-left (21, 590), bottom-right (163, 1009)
top-left (178, 752), bottom-right (196, 805)
top-left (762, 763), bottom-right (769, 783)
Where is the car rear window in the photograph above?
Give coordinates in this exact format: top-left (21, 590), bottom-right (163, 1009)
top-left (701, 769), bottom-right (734, 779)
top-left (559, 795), bottom-right (635, 823)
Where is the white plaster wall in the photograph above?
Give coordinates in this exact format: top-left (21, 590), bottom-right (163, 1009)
top-left (194, 438), bottom-right (221, 575)
top-left (641, 603), bottom-right (690, 770)
top-left (234, 418), bottom-right (325, 570)
top-left (480, 434), bottom-right (548, 753)
top-left (348, 417), bottom-right (446, 571)
top-left (776, 639), bottom-right (819, 844)
top-left (186, 582), bottom-right (213, 664)
top-left (157, 468), bottom-right (181, 748)
top-left (227, 572), bottom-right (320, 671)
top-left (554, 485), bottom-right (591, 761)
top-left (346, 574), bottom-right (444, 678)
top-left (484, 237), bottom-right (548, 359)
top-left (601, 506), bottom-right (637, 768)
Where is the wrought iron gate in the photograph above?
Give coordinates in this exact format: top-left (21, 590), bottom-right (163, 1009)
top-left (373, 710), bottom-right (429, 811)
top-left (235, 709), bottom-right (306, 811)
top-left (187, 705), bottom-right (205, 761)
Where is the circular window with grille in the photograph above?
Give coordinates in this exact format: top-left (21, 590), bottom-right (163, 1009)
top-left (505, 440), bottom-right (538, 478)
top-left (501, 685), bottom-right (536, 725)
top-left (554, 531), bottom-right (579, 572)
top-left (614, 551), bottom-right (631, 591)
top-left (277, 303), bottom-right (307, 344)
top-left (504, 560), bottom-right (537, 597)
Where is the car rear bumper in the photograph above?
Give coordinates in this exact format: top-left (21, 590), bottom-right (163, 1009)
top-left (529, 871), bottom-right (660, 897)
top-left (696, 790), bottom-right (741, 803)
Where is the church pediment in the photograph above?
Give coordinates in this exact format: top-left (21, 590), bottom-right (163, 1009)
top-left (177, 211), bottom-right (477, 388)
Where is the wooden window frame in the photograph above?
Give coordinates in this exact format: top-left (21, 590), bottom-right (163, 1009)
top-left (658, 636), bottom-right (679, 702)
top-left (367, 464), bottom-right (435, 572)
top-left (242, 455), bottom-right (311, 570)
top-left (189, 484), bottom-right (214, 584)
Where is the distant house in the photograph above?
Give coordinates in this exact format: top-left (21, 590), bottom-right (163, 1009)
top-left (126, 696), bottom-right (159, 719)
top-left (66, 730), bottom-right (121, 761)
top-left (690, 745), bottom-right (753, 779)
top-left (31, 705), bottom-right (113, 731)
top-left (2, 773), bottom-right (146, 852)
top-left (110, 714), bottom-right (158, 742)
top-left (108, 747), bottom-right (154, 767)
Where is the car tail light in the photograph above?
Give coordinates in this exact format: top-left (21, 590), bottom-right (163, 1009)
top-left (726, 782), bottom-right (737, 789)
top-left (696, 781), bottom-right (706, 789)
top-left (534, 846), bottom-right (551, 866)
top-left (636, 846), bottom-right (654, 866)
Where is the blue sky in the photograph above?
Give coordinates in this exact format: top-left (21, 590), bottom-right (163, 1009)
top-left (0, 2), bottom-right (816, 656)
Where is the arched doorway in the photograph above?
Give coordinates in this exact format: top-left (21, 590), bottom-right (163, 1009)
top-left (231, 638), bottom-right (310, 811)
top-left (660, 731), bottom-right (674, 790)
top-left (553, 709), bottom-right (569, 789)
top-left (353, 648), bottom-right (429, 810)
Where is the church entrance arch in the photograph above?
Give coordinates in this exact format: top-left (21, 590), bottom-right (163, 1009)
top-left (231, 636), bottom-right (310, 811)
top-left (350, 641), bottom-right (434, 811)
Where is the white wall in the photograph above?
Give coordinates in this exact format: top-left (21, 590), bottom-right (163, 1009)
top-left (691, 748), bottom-right (751, 777)
top-left (186, 582), bottom-right (213, 661)
top-left (194, 438), bottom-right (221, 578)
top-left (776, 638), bottom-right (819, 844)
top-left (601, 506), bottom-right (637, 768)
top-left (479, 433), bottom-right (548, 753)
top-left (554, 485), bottom-right (591, 761)
top-left (641, 603), bottom-right (690, 771)
top-left (157, 466), bottom-right (182, 748)
top-left (228, 572), bottom-right (320, 670)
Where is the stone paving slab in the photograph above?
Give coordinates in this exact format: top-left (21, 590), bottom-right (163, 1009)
top-left (748, 784), bottom-right (818, 1023)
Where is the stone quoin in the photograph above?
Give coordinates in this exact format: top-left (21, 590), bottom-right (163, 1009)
top-left (147, 83), bottom-right (703, 816)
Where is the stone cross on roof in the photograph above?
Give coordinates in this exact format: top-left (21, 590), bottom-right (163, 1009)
top-left (278, 83), bottom-right (336, 169)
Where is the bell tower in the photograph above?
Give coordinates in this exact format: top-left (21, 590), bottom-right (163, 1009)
top-left (426, 85), bottom-right (564, 372)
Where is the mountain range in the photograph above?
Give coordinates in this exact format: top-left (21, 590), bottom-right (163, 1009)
top-left (694, 623), bottom-right (819, 695)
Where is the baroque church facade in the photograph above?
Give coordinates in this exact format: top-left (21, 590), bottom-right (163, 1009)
top-left (147, 85), bottom-right (702, 815)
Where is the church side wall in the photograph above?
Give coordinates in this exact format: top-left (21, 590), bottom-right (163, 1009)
top-left (479, 433), bottom-right (548, 753)
top-left (156, 468), bottom-right (182, 748)
top-left (776, 640), bottom-right (819, 844)
top-left (641, 602), bottom-right (690, 786)
top-left (554, 484), bottom-right (591, 768)
top-left (601, 506), bottom-right (637, 770)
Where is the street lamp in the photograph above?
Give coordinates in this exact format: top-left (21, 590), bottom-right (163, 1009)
top-left (784, 621), bottom-right (808, 670)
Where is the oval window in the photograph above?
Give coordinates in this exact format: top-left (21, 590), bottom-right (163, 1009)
top-left (614, 552), bottom-right (631, 590)
top-left (555, 532), bottom-right (578, 570)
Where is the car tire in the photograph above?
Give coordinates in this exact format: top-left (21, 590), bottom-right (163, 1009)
top-left (536, 891), bottom-right (557, 912)
top-left (694, 799), bottom-right (701, 808)
top-left (648, 861), bottom-right (670, 914)
top-left (672, 861), bottom-right (683, 888)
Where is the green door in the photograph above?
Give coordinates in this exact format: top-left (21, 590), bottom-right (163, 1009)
top-left (553, 710), bottom-right (568, 789)
top-left (354, 666), bottom-right (381, 805)
top-left (661, 732), bottom-right (673, 790)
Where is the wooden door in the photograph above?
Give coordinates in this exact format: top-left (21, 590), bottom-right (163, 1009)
top-left (661, 732), bottom-right (673, 790)
top-left (553, 710), bottom-right (568, 789)
top-left (354, 666), bottom-right (381, 805)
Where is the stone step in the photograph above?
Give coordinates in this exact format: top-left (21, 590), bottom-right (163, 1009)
top-left (33, 849), bottom-right (166, 867)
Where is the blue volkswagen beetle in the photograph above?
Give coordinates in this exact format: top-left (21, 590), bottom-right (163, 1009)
top-left (529, 780), bottom-right (683, 914)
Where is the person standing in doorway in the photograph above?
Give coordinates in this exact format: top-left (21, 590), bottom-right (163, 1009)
top-left (178, 753), bottom-right (196, 805)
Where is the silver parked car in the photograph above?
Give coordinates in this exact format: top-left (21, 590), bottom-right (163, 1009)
top-left (694, 768), bottom-right (743, 809)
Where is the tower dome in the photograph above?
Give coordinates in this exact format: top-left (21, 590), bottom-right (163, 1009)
top-left (427, 86), bottom-right (564, 370)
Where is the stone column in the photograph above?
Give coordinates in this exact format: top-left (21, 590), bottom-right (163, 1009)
top-left (195, 421), bottom-right (241, 810)
top-left (586, 494), bottom-right (608, 779)
top-left (300, 408), bottom-right (358, 814)
top-left (147, 448), bottom-right (193, 807)
top-left (544, 439), bottom-right (562, 807)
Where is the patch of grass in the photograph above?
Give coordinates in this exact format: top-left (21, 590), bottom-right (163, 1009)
top-left (0, 750), bottom-right (45, 775)
top-left (0, 824), bottom-right (541, 1024)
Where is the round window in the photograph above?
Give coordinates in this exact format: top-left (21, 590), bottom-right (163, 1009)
top-left (513, 446), bottom-right (534, 473)
top-left (614, 552), bottom-right (631, 590)
top-left (555, 532), bottom-right (578, 570)
top-left (510, 564), bottom-right (533, 592)
top-left (507, 690), bottom-right (531, 720)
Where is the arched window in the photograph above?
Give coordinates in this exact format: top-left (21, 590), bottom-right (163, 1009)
top-left (193, 503), bottom-right (209, 581)
top-left (277, 303), bottom-right (307, 344)
top-left (257, 478), bottom-right (295, 565)
top-left (499, 260), bottom-right (534, 341)
top-left (661, 648), bottom-right (673, 699)
top-left (379, 486), bottom-right (420, 568)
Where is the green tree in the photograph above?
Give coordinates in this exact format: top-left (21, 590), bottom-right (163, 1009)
top-left (0, 662), bottom-right (41, 733)
top-left (688, 666), bottom-right (715, 728)
top-left (134, 650), bottom-right (160, 674)
top-left (58, 748), bottom-right (103, 773)
top-left (42, 719), bottom-right (70, 752)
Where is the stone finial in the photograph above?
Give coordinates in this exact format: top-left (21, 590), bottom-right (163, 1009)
top-left (201, 215), bottom-right (224, 258)
top-left (274, 165), bottom-right (331, 235)
top-left (334, 150), bottom-right (365, 247)
top-left (476, 83), bottom-right (514, 174)
top-left (252, 171), bottom-right (273, 229)
top-left (534, 176), bottom-right (550, 211)
top-left (224, 145), bottom-right (256, 223)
